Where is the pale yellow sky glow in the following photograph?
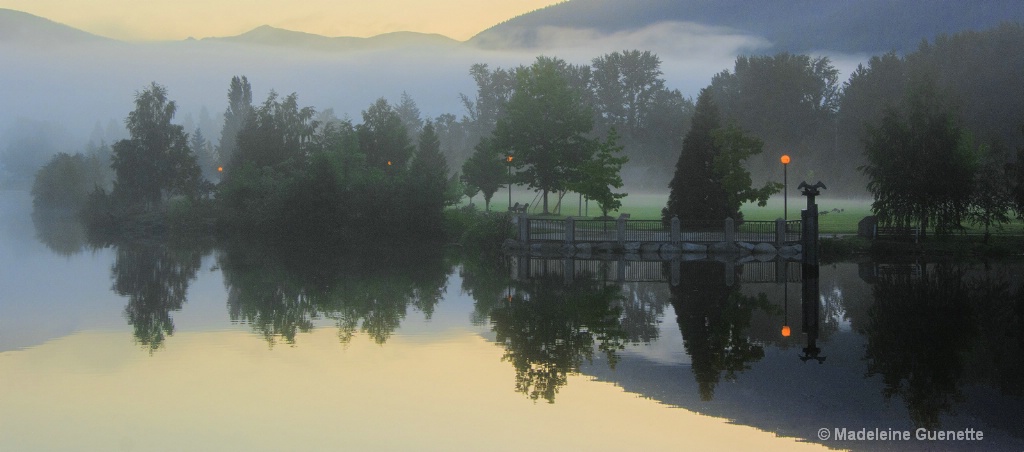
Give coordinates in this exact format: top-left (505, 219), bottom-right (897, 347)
top-left (0, 329), bottom-right (833, 451)
top-left (0, 0), bottom-right (565, 41)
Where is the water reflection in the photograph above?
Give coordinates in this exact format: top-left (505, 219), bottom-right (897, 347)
top-left (863, 262), bottom-right (1024, 430)
top-left (217, 239), bottom-right (450, 346)
top-left (108, 239), bottom-right (208, 352)
top-left (489, 273), bottom-right (626, 402)
top-left (669, 261), bottom-right (770, 400)
top-left (16, 208), bottom-right (1024, 446)
top-left (31, 208), bottom-right (89, 256)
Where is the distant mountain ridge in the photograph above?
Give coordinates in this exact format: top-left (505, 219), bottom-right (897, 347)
top-left (6, 3), bottom-right (1023, 55)
top-left (0, 8), bottom-right (111, 45)
top-left (0, 8), bottom-right (457, 51)
top-left (201, 25), bottom-right (460, 51)
top-left (470, 0), bottom-right (1024, 54)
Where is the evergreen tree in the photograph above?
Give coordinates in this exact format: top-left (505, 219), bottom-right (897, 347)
top-left (408, 121), bottom-right (451, 233)
top-left (219, 76), bottom-right (253, 165)
top-left (190, 128), bottom-right (218, 182)
top-left (664, 89), bottom-right (731, 224)
top-left (395, 91), bottom-right (424, 144)
top-left (664, 89), bottom-right (779, 225)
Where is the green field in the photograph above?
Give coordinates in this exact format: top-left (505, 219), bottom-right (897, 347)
top-left (472, 189), bottom-right (1024, 236)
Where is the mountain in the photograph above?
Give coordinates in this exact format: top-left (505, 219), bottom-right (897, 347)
top-left (0, 8), bottom-right (111, 45)
top-left (470, 0), bottom-right (1024, 54)
top-left (202, 25), bottom-right (460, 52)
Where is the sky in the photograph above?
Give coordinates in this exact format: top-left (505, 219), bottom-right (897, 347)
top-left (0, 0), bottom-right (564, 41)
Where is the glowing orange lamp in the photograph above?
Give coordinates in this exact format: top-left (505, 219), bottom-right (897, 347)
top-left (781, 325), bottom-right (791, 337)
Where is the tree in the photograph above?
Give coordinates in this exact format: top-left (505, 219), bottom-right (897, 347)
top-left (395, 91), bottom-right (424, 144)
top-left (572, 128), bottom-right (628, 217)
top-left (591, 50), bottom-right (665, 135)
top-left (407, 121), bottom-right (452, 233)
top-left (664, 89), bottom-right (779, 225)
top-left (493, 56), bottom-right (595, 213)
top-left (460, 63), bottom-right (515, 136)
top-left (708, 53), bottom-right (840, 190)
top-left (110, 82), bottom-right (202, 209)
top-left (218, 76), bottom-right (253, 165)
top-left (590, 50), bottom-right (693, 188)
top-left (861, 79), bottom-right (977, 238)
top-left (967, 143), bottom-right (1013, 243)
top-left (460, 137), bottom-right (505, 211)
top-left (190, 128), bottom-right (218, 181)
top-left (31, 152), bottom-right (107, 211)
top-left (711, 124), bottom-right (782, 218)
top-left (230, 91), bottom-right (316, 172)
top-left (357, 98), bottom-right (414, 171)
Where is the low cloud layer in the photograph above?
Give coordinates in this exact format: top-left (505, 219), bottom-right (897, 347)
top-left (0, 20), bottom-right (862, 161)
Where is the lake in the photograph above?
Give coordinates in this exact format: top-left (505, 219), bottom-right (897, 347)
top-left (2, 190), bottom-right (1022, 451)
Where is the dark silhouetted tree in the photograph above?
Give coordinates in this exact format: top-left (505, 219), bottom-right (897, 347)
top-left (664, 89), bottom-right (778, 224)
top-left (110, 82), bottom-right (202, 209)
top-left (408, 121), bottom-right (452, 233)
top-left (861, 79), bottom-right (977, 238)
top-left (218, 75), bottom-right (253, 165)
top-left (357, 98), bottom-right (414, 171)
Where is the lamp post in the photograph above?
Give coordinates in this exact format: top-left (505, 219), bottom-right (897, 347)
top-left (780, 154), bottom-right (790, 222)
top-left (506, 155), bottom-right (513, 209)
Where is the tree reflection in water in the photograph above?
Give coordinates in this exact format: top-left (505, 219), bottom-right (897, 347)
top-left (31, 208), bottom-right (90, 257)
top-left (217, 239), bottom-right (450, 346)
top-left (669, 261), bottom-right (771, 401)
top-left (487, 273), bottom-right (627, 403)
top-left (107, 239), bottom-right (207, 352)
top-left (863, 262), bottom-right (1024, 429)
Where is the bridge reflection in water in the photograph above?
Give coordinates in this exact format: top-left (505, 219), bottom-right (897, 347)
top-left (510, 256), bottom-right (804, 286)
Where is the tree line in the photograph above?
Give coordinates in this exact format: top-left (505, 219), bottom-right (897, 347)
top-left (28, 23), bottom-right (1024, 237)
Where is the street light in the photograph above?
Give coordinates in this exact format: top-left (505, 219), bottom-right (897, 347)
top-left (507, 155), bottom-right (513, 209)
top-left (780, 154), bottom-right (790, 222)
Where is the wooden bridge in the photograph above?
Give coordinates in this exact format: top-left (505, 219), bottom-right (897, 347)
top-left (505, 213), bottom-right (804, 259)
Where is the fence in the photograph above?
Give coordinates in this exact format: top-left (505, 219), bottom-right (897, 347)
top-left (511, 256), bottom-right (803, 285)
top-left (524, 215), bottom-right (802, 245)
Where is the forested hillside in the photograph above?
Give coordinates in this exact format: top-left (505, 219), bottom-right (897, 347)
top-left (473, 0), bottom-right (1024, 54)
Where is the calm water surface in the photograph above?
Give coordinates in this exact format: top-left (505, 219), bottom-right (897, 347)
top-left (2, 191), bottom-right (1023, 451)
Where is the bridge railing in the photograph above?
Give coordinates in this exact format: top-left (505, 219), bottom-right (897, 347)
top-left (525, 216), bottom-right (802, 245)
top-left (511, 256), bottom-right (803, 284)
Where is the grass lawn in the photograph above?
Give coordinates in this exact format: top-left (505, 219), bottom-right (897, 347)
top-left (473, 189), bottom-right (1024, 236)
top-left (614, 194), bottom-right (874, 235)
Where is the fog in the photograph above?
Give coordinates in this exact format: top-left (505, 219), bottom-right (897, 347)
top-left (0, 20), bottom-right (866, 186)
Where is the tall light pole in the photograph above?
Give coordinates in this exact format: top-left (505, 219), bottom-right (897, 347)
top-left (781, 154), bottom-right (790, 222)
top-left (507, 155), bottom-right (513, 208)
